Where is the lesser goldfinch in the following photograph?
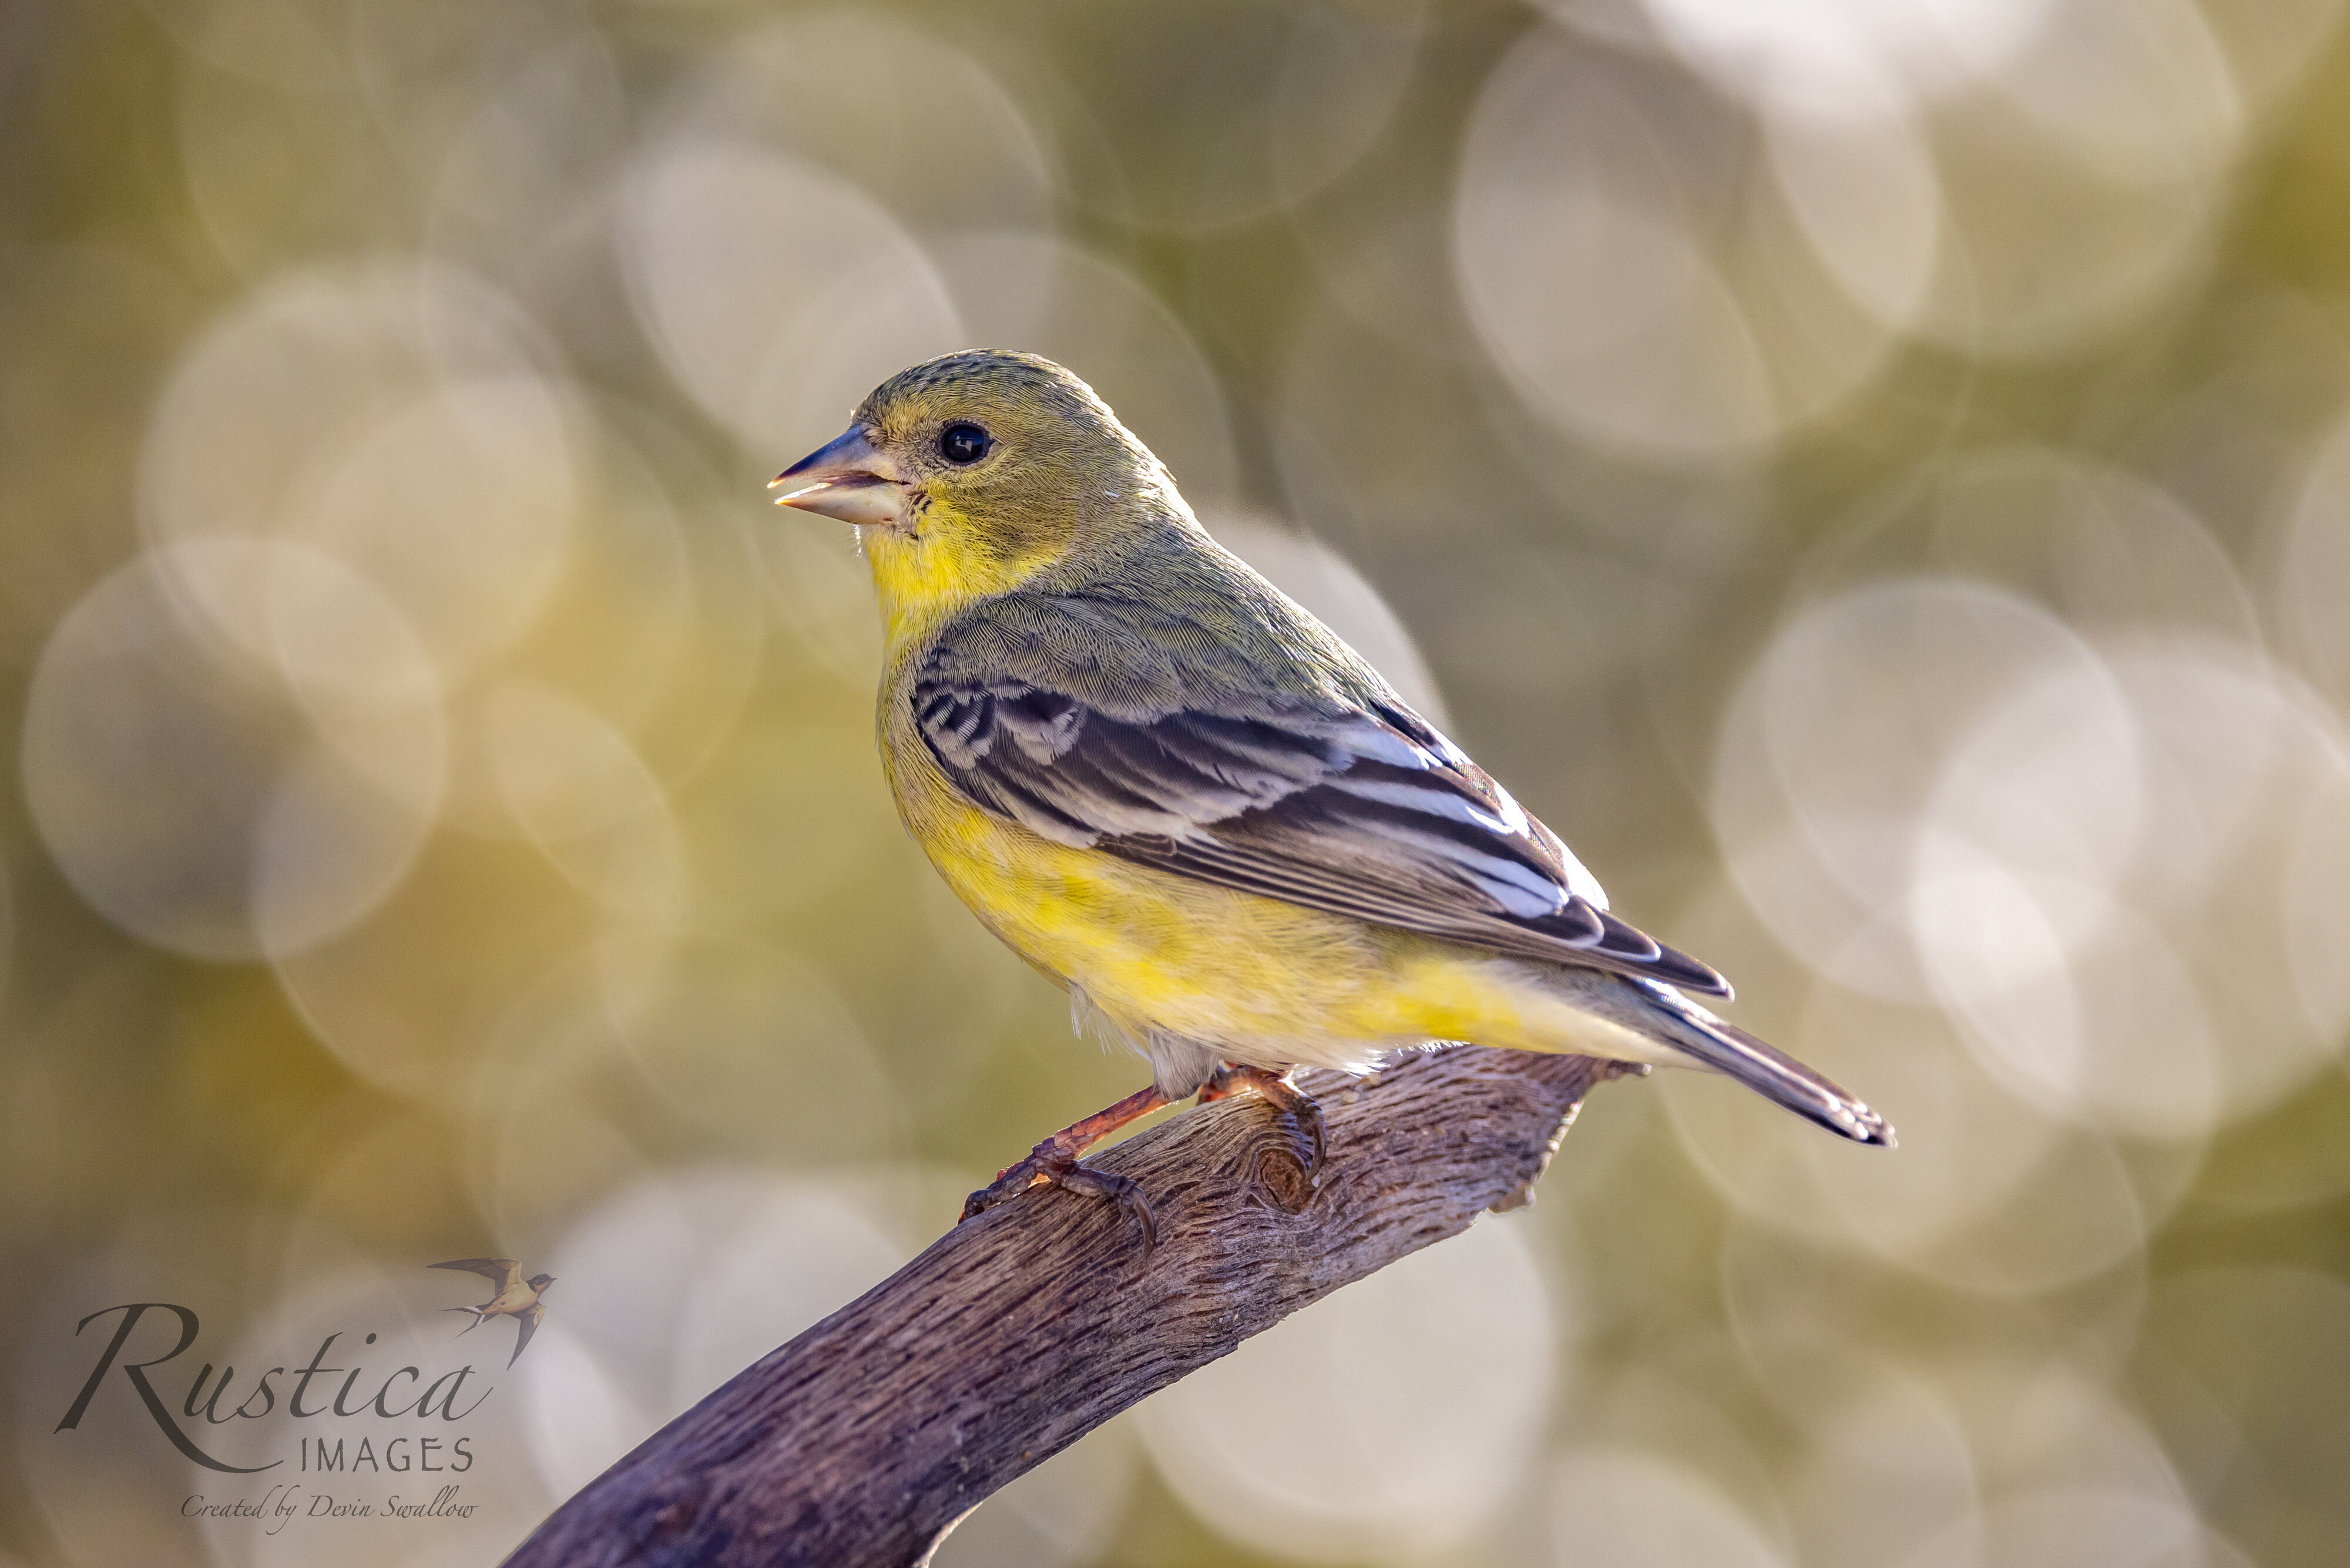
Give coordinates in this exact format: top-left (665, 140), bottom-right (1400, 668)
top-left (774, 350), bottom-right (1889, 1243)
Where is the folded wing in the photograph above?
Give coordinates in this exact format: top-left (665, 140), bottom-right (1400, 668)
top-left (912, 619), bottom-right (1729, 997)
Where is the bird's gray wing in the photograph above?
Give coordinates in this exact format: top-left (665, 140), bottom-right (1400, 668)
top-left (509, 1303), bottom-right (544, 1368)
top-left (431, 1258), bottom-right (522, 1292)
top-left (913, 602), bottom-right (1729, 996)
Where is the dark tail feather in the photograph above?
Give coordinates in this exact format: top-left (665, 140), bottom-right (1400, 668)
top-left (1631, 980), bottom-right (1894, 1147)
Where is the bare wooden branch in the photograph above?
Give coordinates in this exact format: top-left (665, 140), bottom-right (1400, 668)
top-left (502, 1046), bottom-right (1619, 1568)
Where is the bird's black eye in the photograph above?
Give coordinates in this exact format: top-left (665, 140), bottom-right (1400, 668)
top-left (939, 422), bottom-right (990, 465)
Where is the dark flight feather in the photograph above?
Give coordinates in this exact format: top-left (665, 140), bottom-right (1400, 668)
top-left (913, 596), bottom-right (1732, 998)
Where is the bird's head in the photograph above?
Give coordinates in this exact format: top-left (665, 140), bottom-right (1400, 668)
top-left (528, 1274), bottom-right (555, 1292)
top-left (772, 350), bottom-right (1190, 632)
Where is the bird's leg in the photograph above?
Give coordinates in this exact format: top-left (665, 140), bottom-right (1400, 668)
top-left (959, 1083), bottom-right (1173, 1253)
top-left (1198, 1065), bottom-right (1326, 1182)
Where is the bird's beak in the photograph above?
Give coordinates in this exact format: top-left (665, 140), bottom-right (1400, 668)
top-left (770, 426), bottom-right (907, 527)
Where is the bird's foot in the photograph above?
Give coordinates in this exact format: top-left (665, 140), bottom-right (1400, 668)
top-left (1198, 1065), bottom-right (1326, 1187)
top-left (958, 1083), bottom-right (1171, 1256)
top-left (961, 1151), bottom-right (1158, 1257)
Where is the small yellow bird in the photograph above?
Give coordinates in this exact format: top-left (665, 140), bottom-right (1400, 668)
top-left (774, 350), bottom-right (1889, 1244)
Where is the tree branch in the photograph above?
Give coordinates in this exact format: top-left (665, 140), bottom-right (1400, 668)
top-left (502, 1046), bottom-right (1620, 1568)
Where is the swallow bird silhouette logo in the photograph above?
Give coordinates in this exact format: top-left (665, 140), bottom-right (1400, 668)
top-left (429, 1260), bottom-right (553, 1368)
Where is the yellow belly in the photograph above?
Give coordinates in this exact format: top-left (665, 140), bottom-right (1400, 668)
top-left (903, 774), bottom-right (1667, 1075)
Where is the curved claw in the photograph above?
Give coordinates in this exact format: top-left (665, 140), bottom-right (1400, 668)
top-left (958, 1082), bottom-right (1173, 1260)
top-left (960, 1167), bottom-right (1030, 1223)
top-left (1046, 1161), bottom-right (1157, 1258)
top-left (1200, 1065), bottom-right (1325, 1188)
top-left (959, 1150), bottom-right (1157, 1259)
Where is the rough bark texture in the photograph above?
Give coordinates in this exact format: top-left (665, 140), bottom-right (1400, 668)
top-left (502, 1046), bottom-right (1619, 1568)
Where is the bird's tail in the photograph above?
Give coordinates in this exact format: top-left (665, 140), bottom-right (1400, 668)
top-left (443, 1307), bottom-right (485, 1332)
top-left (1625, 978), bottom-right (1894, 1147)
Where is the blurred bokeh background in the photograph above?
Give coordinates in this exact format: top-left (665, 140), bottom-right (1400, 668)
top-left (7, 0), bottom-right (2350, 1564)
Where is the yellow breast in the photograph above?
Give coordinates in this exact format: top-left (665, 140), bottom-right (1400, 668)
top-left (884, 703), bottom-right (1545, 1063)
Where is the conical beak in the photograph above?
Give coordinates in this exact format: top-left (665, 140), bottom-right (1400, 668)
top-left (770, 426), bottom-right (907, 527)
